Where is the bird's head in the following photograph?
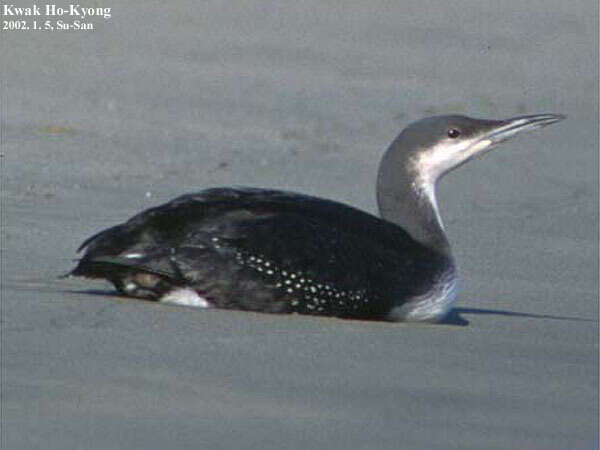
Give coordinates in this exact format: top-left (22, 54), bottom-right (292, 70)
top-left (397, 114), bottom-right (566, 182)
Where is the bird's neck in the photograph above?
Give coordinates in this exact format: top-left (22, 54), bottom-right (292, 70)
top-left (376, 144), bottom-right (451, 257)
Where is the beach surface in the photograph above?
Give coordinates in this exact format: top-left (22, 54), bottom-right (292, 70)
top-left (2, 1), bottom-right (598, 449)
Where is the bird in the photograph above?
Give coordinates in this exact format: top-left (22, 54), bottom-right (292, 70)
top-left (68, 113), bottom-right (565, 322)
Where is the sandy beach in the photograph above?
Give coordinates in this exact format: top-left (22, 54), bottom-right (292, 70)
top-left (2, 1), bottom-right (598, 448)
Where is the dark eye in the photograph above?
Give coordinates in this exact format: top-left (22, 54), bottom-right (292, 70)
top-left (447, 128), bottom-right (460, 138)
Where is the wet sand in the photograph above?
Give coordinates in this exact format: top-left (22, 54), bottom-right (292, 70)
top-left (2, 1), bottom-right (598, 449)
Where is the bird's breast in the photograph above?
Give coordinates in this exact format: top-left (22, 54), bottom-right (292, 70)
top-left (387, 267), bottom-right (459, 322)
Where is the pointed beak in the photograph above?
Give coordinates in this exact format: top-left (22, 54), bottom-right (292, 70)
top-left (486, 113), bottom-right (566, 145)
top-left (464, 113), bottom-right (566, 160)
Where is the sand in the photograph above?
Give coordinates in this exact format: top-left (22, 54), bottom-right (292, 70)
top-left (2, 1), bottom-right (598, 448)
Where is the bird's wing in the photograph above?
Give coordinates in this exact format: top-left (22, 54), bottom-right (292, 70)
top-left (71, 188), bottom-right (427, 309)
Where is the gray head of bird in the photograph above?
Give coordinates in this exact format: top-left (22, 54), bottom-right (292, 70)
top-left (376, 113), bottom-right (565, 252)
top-left (394, 114), bottom-right (565, 183)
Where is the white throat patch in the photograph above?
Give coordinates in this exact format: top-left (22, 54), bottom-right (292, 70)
top-left (412, 176), bottom-right (444, 231)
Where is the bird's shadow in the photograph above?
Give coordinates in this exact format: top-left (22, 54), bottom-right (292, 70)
top-left (65, 288), bottom-right (595, 327)
top-left (63, 288), bottom-right (156, 303)
top-left (441, 306), bottom-right (596, 326)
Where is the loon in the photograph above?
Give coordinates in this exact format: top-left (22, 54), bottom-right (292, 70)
top-left (68, 114), bottom-right (565, 322)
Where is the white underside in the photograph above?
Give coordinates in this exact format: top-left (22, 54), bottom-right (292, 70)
top-left (160, 288), bottom-right (211, 308)
top-left (388, 270), bottom-right (459, 322)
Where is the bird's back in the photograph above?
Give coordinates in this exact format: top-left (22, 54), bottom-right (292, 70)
top-left (70, 187), bottom-right (451, 319)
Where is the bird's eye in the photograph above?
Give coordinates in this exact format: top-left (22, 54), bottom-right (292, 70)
top-left (447, 128), bottom-right (460, 138)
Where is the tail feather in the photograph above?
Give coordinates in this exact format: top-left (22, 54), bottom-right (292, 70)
top-left (77, 224), bottom-right (128, 252)
top-left (70, 254), bottom-right (177, 279)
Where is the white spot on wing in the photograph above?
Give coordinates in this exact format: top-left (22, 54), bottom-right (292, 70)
top-left (160, 288), bottom-right (211, 308)
top-left (123, 253), bottom-right (144, 259)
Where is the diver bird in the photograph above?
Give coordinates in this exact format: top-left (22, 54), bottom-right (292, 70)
top-left (68, 114), bottom-right (565, 322)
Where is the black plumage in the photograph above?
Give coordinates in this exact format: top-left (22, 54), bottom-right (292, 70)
top-left (71, 188), bottom-right (449, 319)
top-left (69, 114), bottom-right (564, 321)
